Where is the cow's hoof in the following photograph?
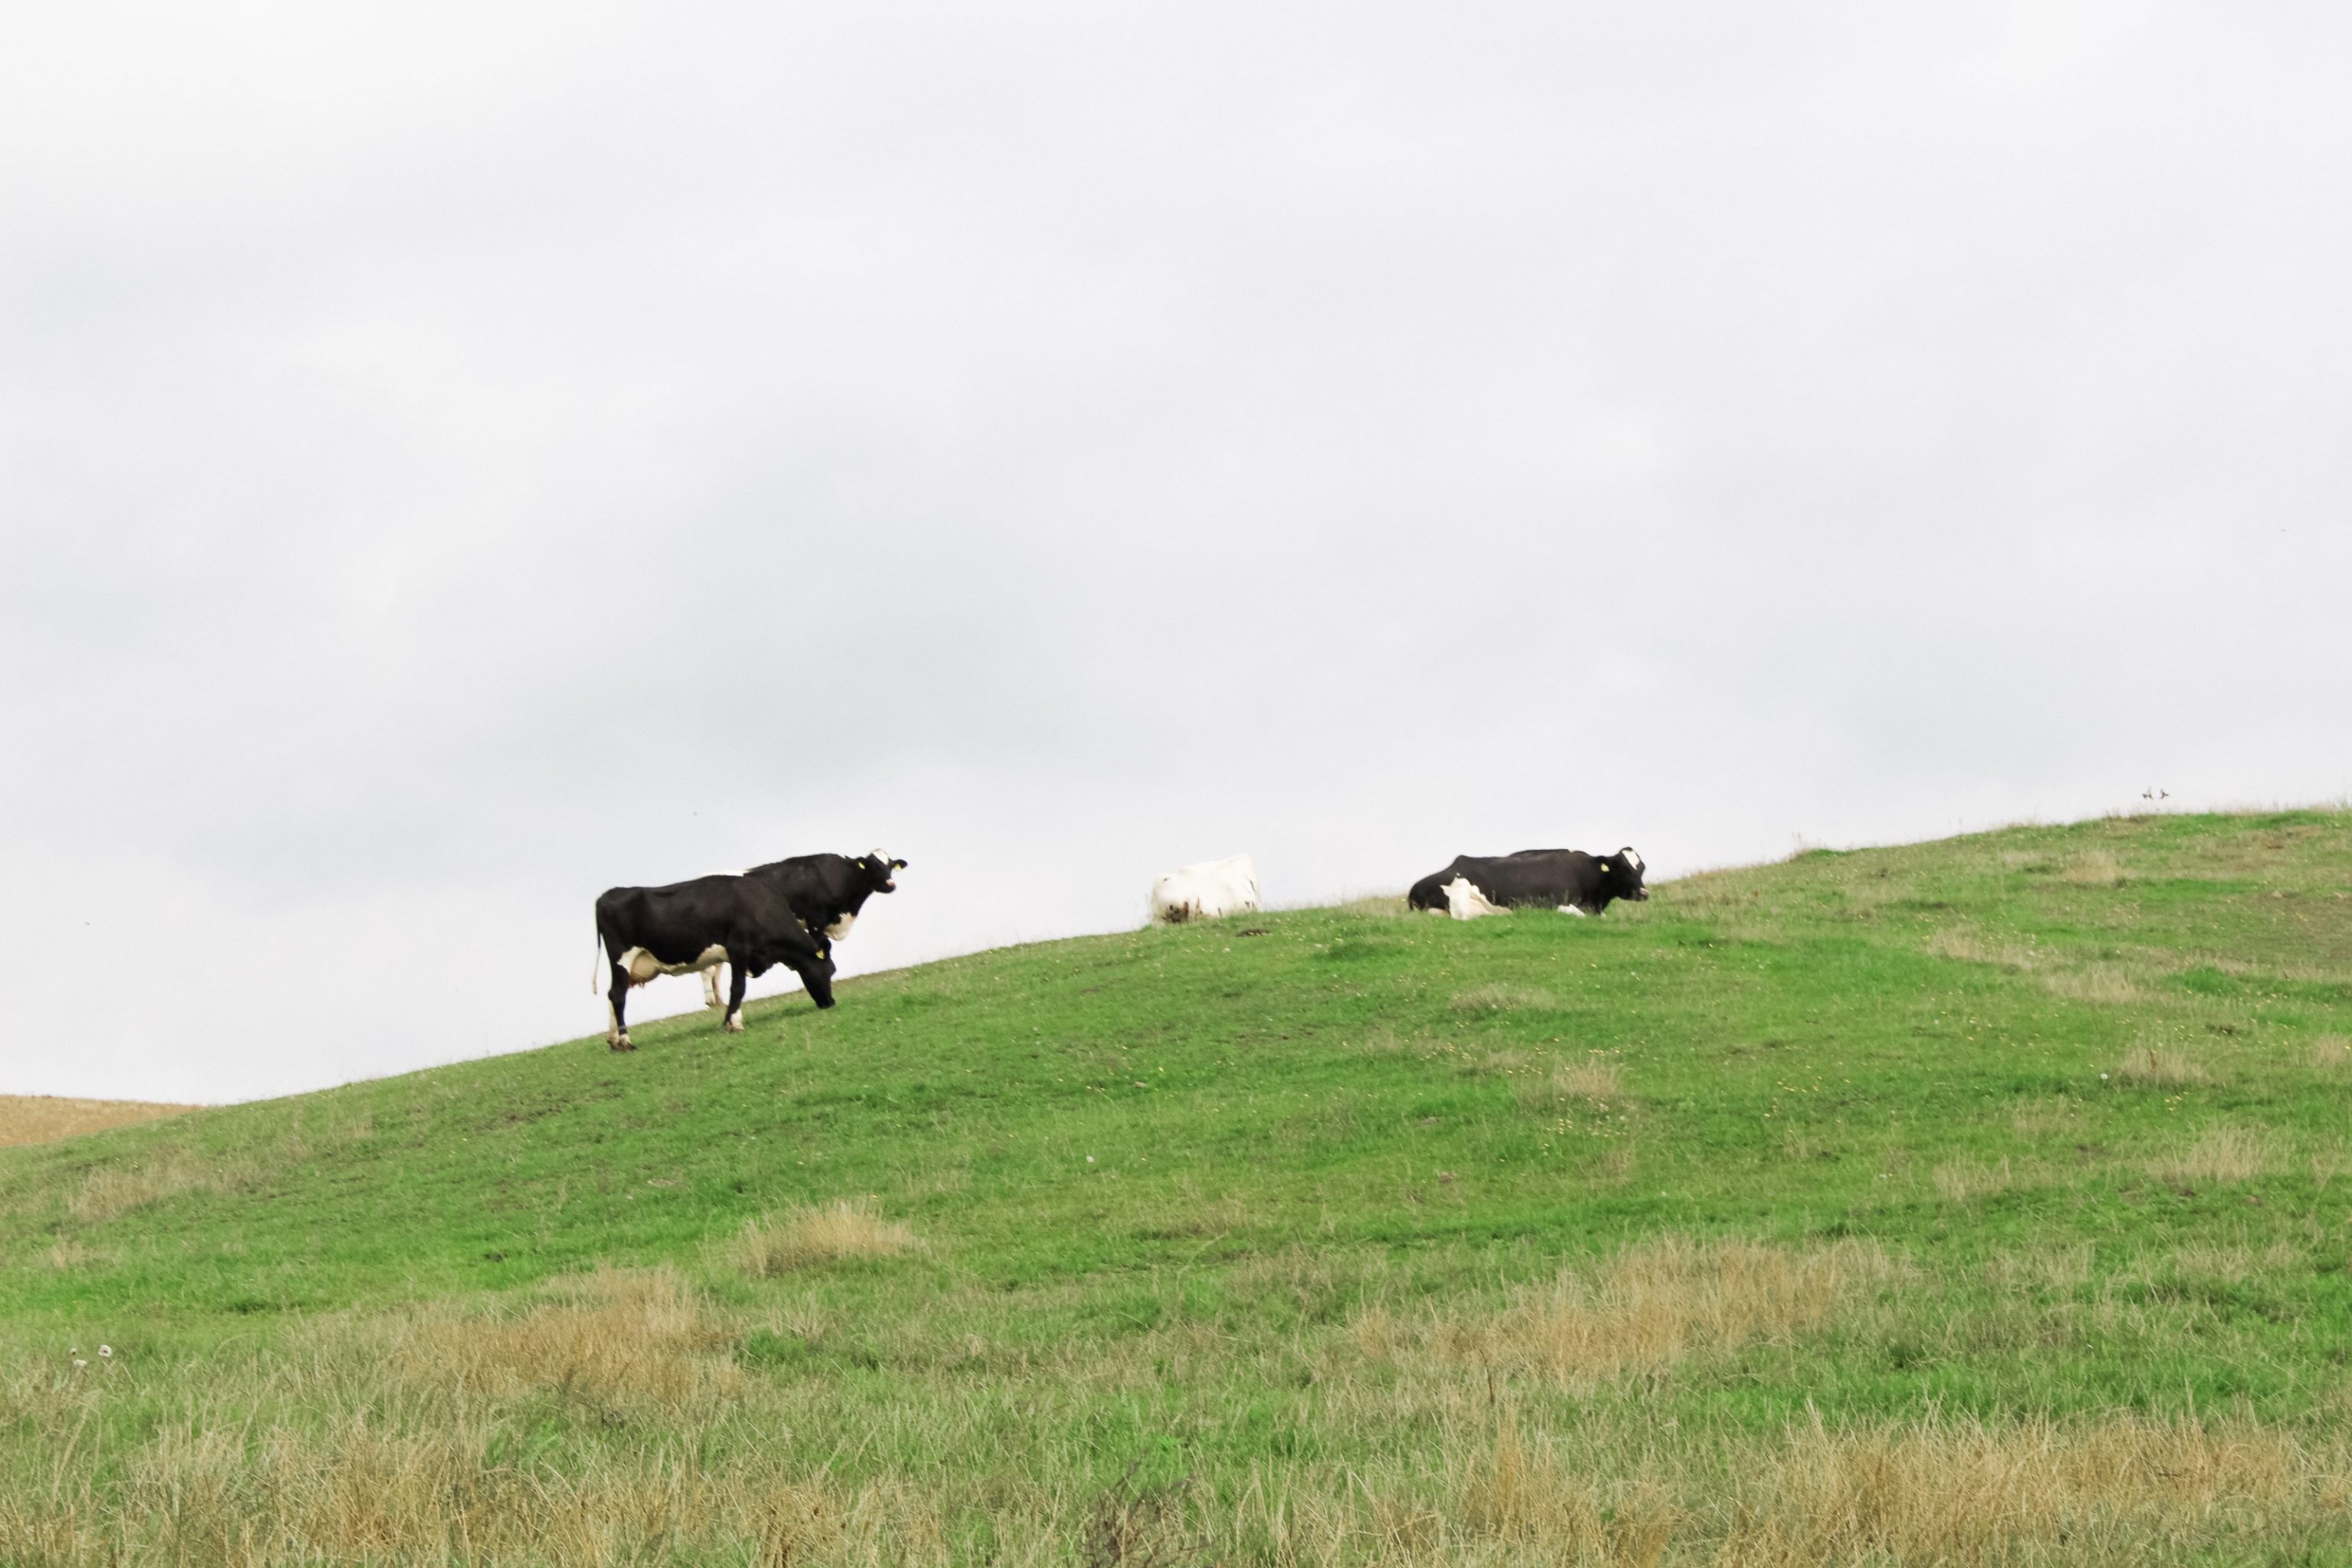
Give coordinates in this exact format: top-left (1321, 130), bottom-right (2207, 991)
top-left (724, 1017), bottom-right (745, 1034)
top-left (609, 1036), bottom-right (635, 1052)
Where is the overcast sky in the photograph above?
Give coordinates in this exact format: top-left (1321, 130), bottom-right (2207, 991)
top-left (3, 2), bottom-right (2347, 1103)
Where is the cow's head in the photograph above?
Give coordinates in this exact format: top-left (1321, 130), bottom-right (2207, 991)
top-left (1612, 847), bottom-right (1648, 901)
top-left (854, 851), bottom-right (907, 894)
top-left (797, 938), bottom-right (838, 1009)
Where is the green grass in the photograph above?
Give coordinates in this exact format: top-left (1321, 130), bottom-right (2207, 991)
top-left (6, 809), bottom-right (2352, 1564)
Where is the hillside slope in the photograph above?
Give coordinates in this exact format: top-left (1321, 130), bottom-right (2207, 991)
top-left (5, 810), bottom-right (2350, 1565)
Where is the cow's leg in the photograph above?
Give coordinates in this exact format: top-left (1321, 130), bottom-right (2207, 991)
top-left (1557, 903), bottom-right (1588, 916)
top-left (703, 965), bottom-right (725, 1010)
top-left (724, 960), bottom-right (749, 1034)
top-left (607, 962), bottom-right (635, 1050)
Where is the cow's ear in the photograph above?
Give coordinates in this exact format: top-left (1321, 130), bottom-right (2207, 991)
top-left (892, 858), bottom-right (907, 870)
top-left (855, 858), bottom-right (867, 870)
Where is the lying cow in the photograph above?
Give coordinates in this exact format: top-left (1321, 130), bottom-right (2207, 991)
top-left (594, 873), bottom-right (836, 1050)
top-left (1150, 854), bottom-right (1260, 924)
top-left (1408, 847), bottom-right (1648, 919)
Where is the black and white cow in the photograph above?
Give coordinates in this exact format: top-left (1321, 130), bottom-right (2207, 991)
top-left (1407, 847), bottom-right (1649, 918)
top-left (594, 874), bottom-right (836, 1051)
top-left (666, 850), bottom-right (905, 1011)
top-left (745, 850), bottom-right (906, 940)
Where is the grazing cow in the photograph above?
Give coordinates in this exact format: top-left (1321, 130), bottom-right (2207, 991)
top-left (1408, 848), bottom-right (1648, 918)
top-left (672, 850), bottom-right (903, 1011)
top-left (594, 874), bottom-right (836, 1050)
top-left (1149, 854), bottom-right (1260, 924)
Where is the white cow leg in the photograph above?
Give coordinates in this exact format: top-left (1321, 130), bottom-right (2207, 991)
top-left (725, 1010), bottom-right (746, 1034)
top-left (1557, 903), bottom-right (1588, 916)
top-left (704, 966), bottom-right (725, 1009)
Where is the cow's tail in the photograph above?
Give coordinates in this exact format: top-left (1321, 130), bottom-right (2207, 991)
top-left (590, 919), bottom-right (603, 994)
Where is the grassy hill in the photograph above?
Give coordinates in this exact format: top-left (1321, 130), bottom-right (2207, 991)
top-left (5, 809), bottom-right (2350, 1566)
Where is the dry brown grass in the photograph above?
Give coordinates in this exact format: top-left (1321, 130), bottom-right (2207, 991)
top-left (1451, 983), bottom-right (1557, 1011)
top-left (1367, 1236), bottom-right (1900, 1387)
top-left (2159, 1240), bottom-right (2301, 1282)
top-left (1924, 927), bottom-right (2039, 970)
top-left (1334, 893), bottom-right (1410, 917)
top-left (44, 1238), bottom-right (101, 1272)
top-left (2147, 1125), bottom-right (2276, 1186)
top-left (1982, 1243), bottom-right (2095, 1293)
top-left (9, 1421), bottom-right (938, 1567)
top-left (1713, 1414), bottom-right (2298, 1565)
top-left (397, 1265), bottom-right (740, 1403)
top-left (0, 1095), bottom-right (194, 1150)
top-left (2115, 1045), bottom-right (2211, 1086)
top-left (67, 1148), bottom-right (257, 1223)
top-left (1458, 1415), bottom-right (1677, 1562)
top-left (2313, 1034), bottom-right (2352, 1070)
top-left (2045, 967), bottom-right (2146, 1004)
top-left (2010, 1096), bottom-right (2082, 1136)
top-left (1932, 1155), bottom-right (2016, 1202)
top-left (731, 1197), bottom-right (919, 1277)
top-left (1512, 1057), bottom-right (1625, 1114)
top-left (2062, 849), bottom-right (2128, 886)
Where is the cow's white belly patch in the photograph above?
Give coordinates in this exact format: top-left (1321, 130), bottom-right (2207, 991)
top-left (825, 912), bottom-right (857, 939)
top-left (619, 944), bottom-right (727, 985)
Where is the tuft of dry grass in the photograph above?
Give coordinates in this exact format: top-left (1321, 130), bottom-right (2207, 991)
top-left (397, 1264), bottom-right (740, 1403)
top-left (2115, 1045), bottom-right (2211, 1086)
top-left (1511, 1057), bottom-right (1626, 1113)
top-left (1932, 1155), bottom-right (2017, 1202)
top-left (1458, 1414), bottom-right (1677, 1562)
top-left (1334, 893), bottom-right (1410, 917)
top-left (2312, 1035), bottom-right (2351, 1070)
top-left (731, 1197), bottom-right (919, 1277)
top-left (33, 1416), bottom-right (931, 1566)
top-left (1451, 983), bottom-right (1557, 1012)
top-left (1924, 927), bottom-right (2038, 970)
top-left (2010, 1096), bottom-right (2082, 1136)
top-left (67, 1148), bottom-right (257, 1223)
top-left (2062, 849), bottom-right (2128, 886)
top-left (2147, 1125), bottom-right (2276, 1186)
top-left (1395, 1236), bottom-right (1900, 1387)
top-left (44, 1238), bottom-right (101, 1272)
top-left (1982, 1244), bottom-right (2094, 1293)
top-left (1715, 1414), bottom-right (2295, 1565)
top-left (0, 1096), bottom-right (195, 1150)
top-left (2045, 967), bottom-right (2146, 1004)
top-left (2159, 1240), bottom-right (2301, 1282)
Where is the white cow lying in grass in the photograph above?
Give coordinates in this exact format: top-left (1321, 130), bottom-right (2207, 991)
top-left (1440, 875), bottom-right (1508, 920)
top-left (1150, 854), bottom-right (1261, 924)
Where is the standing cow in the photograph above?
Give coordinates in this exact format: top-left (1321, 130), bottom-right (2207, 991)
top-left (595, 873), bottom-right (836, 1051)
top-left (671, 850), bottom-right (905, 1011)
top-left (746, 850), bottom-right (906, 939)
top-left (1150, 854), bottom-right (1260, 924)
top-left (1408, 848), bottom-right (1648, 918)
